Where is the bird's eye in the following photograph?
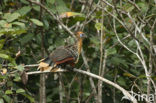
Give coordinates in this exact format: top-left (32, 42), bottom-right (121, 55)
top-left (80, 33), bottom-right (84, 37)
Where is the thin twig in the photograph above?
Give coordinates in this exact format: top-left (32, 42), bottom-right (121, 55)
top-left (59, 73), bottom-right (63, 103)
top-left (39, 0), bottom-right (46, 102)
top-left (97, 2), bottom-right (105, 102)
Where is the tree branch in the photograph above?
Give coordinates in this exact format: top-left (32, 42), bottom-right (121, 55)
top-left (26, 65), bottom-right (138, 103)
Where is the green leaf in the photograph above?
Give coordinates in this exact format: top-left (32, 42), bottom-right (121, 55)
top-left (30, 19), bottom-right (43, 26)
top-left (90, 37), bottom-right (100, 50)
top-left (16, 89), bottom-right (25, 93)
top-left (123, 3), bottom-right (134, 12)
top-left (16, 65), bottom-right (24, 71)
top-left (32, 5), bottom-right (40, 11)
top-left (0, 39), bottom-right (5, 50)
top-left (95, 23), bottom-right (104, 31)
top-left (20, 93), bottom-right (35, 103)
top-left (111, 57), bottom-right (125, 65)
top-left (137, 2), bottom-right (148, 14)
top-left (7, 81), bottom-right (13, 87)
top-left (0, 20), bottom-right (7, 27)
top-left (3, 13), bottom-right (21, 22)
top-left (128, 39), bottom-right (136, 47)
top-left (47, 0), bottom-right (55, 4)
top-left (43, 19), bottom-right (49, 30)
top-left (17, 6), bottom-right (31, 16)
top-left (59, 12), bottom-right (85, 18)
top-left (5, 90), bottom-right (13, 95)
top-left (0, 98), bottom-right (4, 103)
top-left (55, 38), bottom-right (65, 46)
top-left (55, 0), bottom-right (70, 14)
top-left (13, 73), bottom-right (21, 82)
top-left (0, 53), bottom-right (9, 59)
top-left (0, 34), bottom-right (4, 37)
top-left (107, 48), bottom-right (117, 56)
top-left (2, 95), bottom-right (12, 103)
top-left (13, 76), bottom-right (21, 82)
top-left (130, 69), bottom-right (140, 76)
top-left (0, 28), bottom-right (26, 35)
top-left (68, 12), bottom-right (84, 17)
top-left (12, 22), bottom-right (25, 28)
top-left (138, 74), bottom-right (146, 79)
top-left (117, 77), bottom-right (126, 87)
top-left (20, 33), bottom-right (34, 45)
top-left (13, 29), bottom-right (27, 35)
top-left (20, 0), bottom-right (29, 4)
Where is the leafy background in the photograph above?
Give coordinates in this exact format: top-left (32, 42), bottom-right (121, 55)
top-left (0, 0), bottom-right (156, 103)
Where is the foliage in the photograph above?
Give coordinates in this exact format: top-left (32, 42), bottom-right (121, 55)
top-left (0, 0), bottom-right (156, 103)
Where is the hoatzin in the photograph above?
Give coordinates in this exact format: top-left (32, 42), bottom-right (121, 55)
top-left (38, 31), bottom-right (86, 72)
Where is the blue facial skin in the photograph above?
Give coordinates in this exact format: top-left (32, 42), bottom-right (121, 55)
top-left (80, 33), bottom-right (84, 38)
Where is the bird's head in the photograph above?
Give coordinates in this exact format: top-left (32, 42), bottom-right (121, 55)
top-left (75, 31), bottom-right (87, 39)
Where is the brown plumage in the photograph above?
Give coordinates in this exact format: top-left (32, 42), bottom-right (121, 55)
top-left (38, 31), bottom-right (86, 71)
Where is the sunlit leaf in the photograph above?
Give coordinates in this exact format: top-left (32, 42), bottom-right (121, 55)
top-left (59, 12), bottom-right (84, 18)
top-left (13, 76), bottom-right (21, 82)
top-left (30, 18), bottom-right (43, 26)
top-left (0, 20), bottom-right (7, 27)
top-left (123, 73), bottom-right (136, 78)
top-left (16, 89), bottom-right (25, 93)
top-left (0, 53), bottom-right (9, 60)
top-left (5, 90), bottom-right (13, 95)
top-left (3, 13), bottom-right (21, 22)
top-left (0, 98), bottom-right (4, 103)
top-left (13, 29), bottom-right (27, 35)
top-left (12, 22), bottom-right (25, 28)
top-left (95, 23), bottom-right (103, 31)
top-left (16, 65), bottom-right (24, 71)
top-left (0, 28), bottom-right (27, 35)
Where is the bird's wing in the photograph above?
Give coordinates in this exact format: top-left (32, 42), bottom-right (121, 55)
top-left (50, 47), bottom-right (77, 64)
top-left (38, 46), bottom-right (78, 71)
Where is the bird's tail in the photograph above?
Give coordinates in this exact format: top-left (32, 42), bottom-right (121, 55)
top-left (37, 57), bottom-right (56, 72)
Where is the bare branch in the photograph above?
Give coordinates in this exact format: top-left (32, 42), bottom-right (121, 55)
top-left (26, 67), bottom-right (138, 103)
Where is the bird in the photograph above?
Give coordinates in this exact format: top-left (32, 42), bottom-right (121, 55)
top-left (38, 31), bottom-right (86, 72)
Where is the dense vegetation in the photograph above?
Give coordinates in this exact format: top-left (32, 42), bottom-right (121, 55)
top-left (0, 0), bottom-right (156, 103)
